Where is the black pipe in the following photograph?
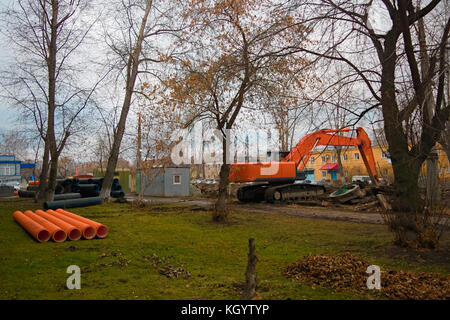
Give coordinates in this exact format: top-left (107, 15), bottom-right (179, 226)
top-left (111, 184), bottom-right (122, 192)
top-left (78, 178), bottom-right (93, 184)
top-left (53, 193), bottom-right (82, 201)
top-left (78, 184), bottom-right (100, 197)
top-left (18, 190), bottom-right (36, 198)
top-left (110, 191), bottom-right (125, 198)
top-left (91, 177), bottom-right (104, 185)
top-left (55, 184), bottom-right (64, 194)
top-left (43, 197), bottom-right (101, 210)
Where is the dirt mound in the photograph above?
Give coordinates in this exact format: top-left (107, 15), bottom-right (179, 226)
top-left (192, 183), bottom-right (240, 198)
top-left (284, 253), bottom-right (450, 300)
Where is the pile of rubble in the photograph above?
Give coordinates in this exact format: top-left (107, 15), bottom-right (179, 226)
top-left (324, 182), bottom-right (393, 212)
top-left (191, 182), bottom-right (240, 198)
top-left (284, 253), bottom-right (450, 300)
top-left (293, 182), bottom-right (393, 212)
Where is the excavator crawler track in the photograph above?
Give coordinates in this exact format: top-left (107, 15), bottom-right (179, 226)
top-left (237, 183), bottom-right (326, 203)
top-left (264, 183), bottom-right (326, 203)
top-left (237, 183), bottom-right (270, 202)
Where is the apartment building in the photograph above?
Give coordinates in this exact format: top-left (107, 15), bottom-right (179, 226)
top-left (304, 144), bottom-right (449, 183)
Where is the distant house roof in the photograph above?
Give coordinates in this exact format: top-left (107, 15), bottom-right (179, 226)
top-left (320, 163), bottom-right (339, 170)
top-left (20, 163), bottom-right (35, 169)
top-left (0, 155), bottom-right (20, 164)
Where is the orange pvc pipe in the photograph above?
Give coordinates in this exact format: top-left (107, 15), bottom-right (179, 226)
top-left (56, 209), bottom-right (108, 239)
top-left (13, 211), bottom-right (50, 243)
top-left (34, 209), bottom-right (81, 241)
top-left (24, 210), bottom-right (67, 243)
top-left (46, 210), bottom-right (96, 240)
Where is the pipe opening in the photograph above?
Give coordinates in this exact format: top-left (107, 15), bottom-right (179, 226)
top-left (69, 229), bottom-right (82, 241)
top-left (53, 230), bottom-right (67, 242)
top-left (96, 225), bottom-right (108, 238)
top-left (83, 227), bottom-right (96, 239)
top-left (38, 230), bottom-right (51, 242)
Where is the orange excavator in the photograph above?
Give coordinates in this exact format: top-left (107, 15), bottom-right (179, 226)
top-left (229, 127), bottom-right (379, 203)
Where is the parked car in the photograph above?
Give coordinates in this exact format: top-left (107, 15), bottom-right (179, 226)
top-left (294, 179), bottom-right (311, 184)
top-left (0, 180), bottom-right (20, 191)
top-left (351, 175), bottom-right (371, 183)
top-left (310, 180), bottom-right (327, 186)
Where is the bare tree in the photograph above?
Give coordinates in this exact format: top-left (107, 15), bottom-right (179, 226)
top-left (163, 0), bottom-right (313, 221)
top-left (282, 0), bottom-right (449, 247)
top-left (99, 0), bottom-right (184, 200)
top-left (0, 129), bottom-right (30, 161)
top-left (1, 0), bottom-right (103, 200)
top-left (288, 0), bottom-right (449, 212)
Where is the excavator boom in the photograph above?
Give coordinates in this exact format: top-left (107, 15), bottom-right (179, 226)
top-left (229, 127), bottom-right (379, 188)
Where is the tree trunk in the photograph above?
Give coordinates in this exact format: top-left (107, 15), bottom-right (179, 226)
top-left (390, 156), bottom-right (422, 212)
top-left (37, 142), bottom-right (50, 200)
top-left (241, 238), bottom-right (257, 300)
top-left (380, 31), bottom-right (422, 212)
top-left (44, 154), bottom-right (58, 201)
top-left (425, 150), bottom-right (440, 205)
top-left (100, 124), bottom-right (126, 201)
top-left (213, 137), bottom-right (229, 222)
top-left (438, 121), bottom-right (450, 162)
top-left (418, 17), bottom-right (440, 206)
top-left (100, 0), bottom-right (152, 201)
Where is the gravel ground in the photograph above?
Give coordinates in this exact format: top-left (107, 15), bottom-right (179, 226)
top-left (125, 194), bottom-right (387, 225)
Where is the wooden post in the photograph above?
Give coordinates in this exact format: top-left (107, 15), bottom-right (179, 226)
top-left (241, 238), bottom-right (258, 300)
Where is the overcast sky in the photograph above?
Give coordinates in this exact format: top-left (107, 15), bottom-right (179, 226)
top-left (0, 0), bottom-right (16, 132)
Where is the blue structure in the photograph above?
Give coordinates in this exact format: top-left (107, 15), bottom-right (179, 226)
top-left (142, 167), bottom-right (190, 197)
top-left (0, 155), bottom-right (21, 181)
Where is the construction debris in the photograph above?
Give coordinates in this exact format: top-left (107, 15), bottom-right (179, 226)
top-left (325, 183), bottom-right (394, 212)
top-left (284, 253), bottom-right (450, 300)
top-left (376, 193), bottom-right (392, 211)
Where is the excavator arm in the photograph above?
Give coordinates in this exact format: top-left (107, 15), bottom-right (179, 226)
top-left (229, 127), bottom-right (379, 185)
top-left (283, 127), bottom-right (379, 184)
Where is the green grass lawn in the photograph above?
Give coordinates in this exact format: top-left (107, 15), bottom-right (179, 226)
top-left (0, 197), bottom-right (448, 300)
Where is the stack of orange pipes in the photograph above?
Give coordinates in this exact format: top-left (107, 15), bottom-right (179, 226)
top-left (12, 209), bottom-right (108, 242)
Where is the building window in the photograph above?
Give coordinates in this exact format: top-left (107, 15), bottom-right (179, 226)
top-left (354, 153), bottom-right (360, 160)
top-left (322, 171), bottom-right (327, 178)
top-left (0, 163), bottom-right (16, 176)
top-left (344, 171), bottom-right (348, 177)
top-left (321, 156), bottom-right (326, 163)
top-left (310, 157), bottom-right (315, 164)
top-left (332, 155), bottom-right (336, 162)
top-left (343, 154), bottom-right (348, 161)
top-left (173, 175), bottom-right (181, 184)
top-left (381, 151), bottom-right (387, 158)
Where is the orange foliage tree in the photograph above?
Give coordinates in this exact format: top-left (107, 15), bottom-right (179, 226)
top-left (162, 0), bottom-right (313, 221)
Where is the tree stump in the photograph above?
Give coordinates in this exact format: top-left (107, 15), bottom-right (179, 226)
top-left (241, 238), bottom-right (258, 300)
